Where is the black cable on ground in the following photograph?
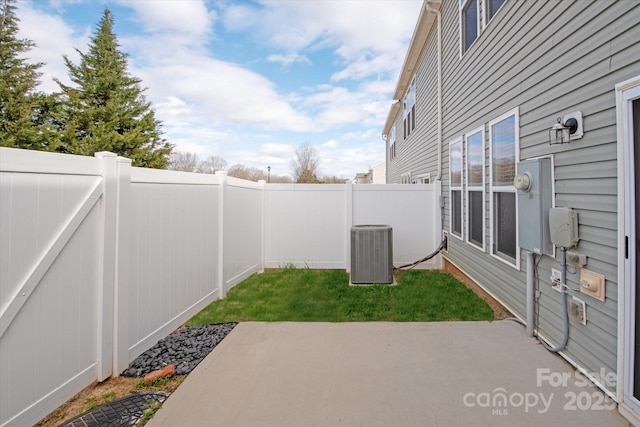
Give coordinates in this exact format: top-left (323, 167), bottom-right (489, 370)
top-left (394, 236), bottom-right (447, 271)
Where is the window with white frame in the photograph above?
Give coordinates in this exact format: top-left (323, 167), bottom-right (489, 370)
top-left (460, 0), bottom-right (479, 54)
top-left (389, 127), bottom-right (396, 160)
top-left (450, 140), bottom-right (463, 238)
top-left (403, 78), bottom-right (416, 139)
top-left (489, 108), bottom-right (519, 266)
top-left (465, 127), bottom-right (484, 249)
top-left (484, 0), bottom-right (505, 25)
top-left (413, 173), bottom-right (431, 184)
top-left (401, 172), bottom-right (412, 184)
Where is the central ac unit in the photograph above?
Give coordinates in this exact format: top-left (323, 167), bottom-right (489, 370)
top-left (350, 225), bottom-right (393, 284)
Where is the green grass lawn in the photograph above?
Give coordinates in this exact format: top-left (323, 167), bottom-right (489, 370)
top-left (187, 268), bottom-right (494, 324)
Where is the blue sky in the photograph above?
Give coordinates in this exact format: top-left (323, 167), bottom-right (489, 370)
top-left (16, 0), bottom-right (422, 179)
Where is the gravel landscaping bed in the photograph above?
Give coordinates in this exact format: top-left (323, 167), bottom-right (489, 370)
top-left (121, 323), bottom-right (237, 377)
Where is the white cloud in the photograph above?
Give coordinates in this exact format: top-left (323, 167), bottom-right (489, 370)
top-left (259, 143), bottom-right (296, 157)
top-left (266, 53), bottom-right (311, 67)
top-left (148, 58), bottom-right (315, 131)
top-left (241, 0), bottom-right (422, 79)
top-left (15, 1), bottom-right (89, 92)
top-left (120, 0), bottom-right (215, 39)
top-left (220, 3), bottom-right (258, 32)
top-left (222, 2), bottom-right (326, 52)
top-left (321, 139), bottom-right (339, 149)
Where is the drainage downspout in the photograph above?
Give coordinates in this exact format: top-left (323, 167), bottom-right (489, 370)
top-left (425, 1), bottom-right (444, 235)
top-left (426, 1), bottom-right (442, 182)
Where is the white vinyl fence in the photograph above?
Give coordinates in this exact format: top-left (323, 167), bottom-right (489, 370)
top-left (0, 148), bottom-right (441, 427)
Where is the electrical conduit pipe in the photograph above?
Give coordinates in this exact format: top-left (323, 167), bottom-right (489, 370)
top-left (539, 247), bottom-right (570, 352)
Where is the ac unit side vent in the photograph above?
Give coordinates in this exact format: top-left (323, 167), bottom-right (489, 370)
top-left (350, 225), bottom-right (393, 284)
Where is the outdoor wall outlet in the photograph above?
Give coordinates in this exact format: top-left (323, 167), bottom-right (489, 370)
top-left (579, 268), bottom-right (605, 302)
top-left (569, 296), bottom-right (587, 325)
top-left (550, 268), bottom-right (562, 292)
top-left (566, 250), bottom-right (587, 268)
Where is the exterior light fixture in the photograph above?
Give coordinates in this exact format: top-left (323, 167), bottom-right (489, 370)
top-left (548, 111), bottom-right (584, 145)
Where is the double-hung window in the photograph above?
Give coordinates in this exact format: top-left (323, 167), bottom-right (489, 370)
top-left (460, 0), bottom-right (479, 54)
top-left (461, 0), bottom-right (506, 55)
top-left (403, 79), bottom-right (416, 139)
top-left (489, 108), bottom-right (519, 266)
top-left (450, 139), bottom-right (463, 238)
top-left (484, 0), bottom-right (505, 24)
top-left (465, 126), bottom-right (484, 249)
top-left (389, 127), bottom-right (396, 160)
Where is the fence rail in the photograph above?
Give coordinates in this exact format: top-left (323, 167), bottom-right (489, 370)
top-left (0, 148), bottom-right (441, 426)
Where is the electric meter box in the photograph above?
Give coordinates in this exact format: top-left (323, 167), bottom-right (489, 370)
top-left (515, 158), bottom-right (553, 255)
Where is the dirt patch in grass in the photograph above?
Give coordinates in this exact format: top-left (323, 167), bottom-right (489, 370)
top-left (443, 260), bottom-right (514, 320)
top-left (34, 375), bottom-right (186, 427)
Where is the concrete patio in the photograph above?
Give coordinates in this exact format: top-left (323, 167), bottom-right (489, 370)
top-left (147, 321), bottom-right (629, 427)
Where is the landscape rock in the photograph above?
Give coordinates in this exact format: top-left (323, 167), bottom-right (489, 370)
top-left (122, 323), bottom-right (237, 377)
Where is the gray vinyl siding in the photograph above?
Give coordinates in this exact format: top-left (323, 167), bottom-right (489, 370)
top-left (395, 0), bottom-right (640, 394)
top-left (387, 24), bottom-right (440, 184)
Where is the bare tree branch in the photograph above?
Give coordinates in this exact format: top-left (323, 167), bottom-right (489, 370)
top-left (291, 143), bottom-right (320, 183)
top-left (168, 151), bottom-right (199, 172)
top-left (198, 155), bottom-right (227, 174)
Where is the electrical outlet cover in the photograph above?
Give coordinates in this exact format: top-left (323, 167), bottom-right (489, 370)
top-left (580, 268), bottom-right (605, 302)
top-left (550, 269), bottom-right (562, 292)
top-left (569, 297), bottom-right (587, 325)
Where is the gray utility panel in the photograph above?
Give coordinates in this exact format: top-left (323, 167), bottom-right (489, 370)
top-left (515, 158), bottom-right (553, 255)
top-left (350, 225), bottom-right (393, 284)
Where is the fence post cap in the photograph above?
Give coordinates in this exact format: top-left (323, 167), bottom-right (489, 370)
top-left (94, 151), bottom-right (118, 158)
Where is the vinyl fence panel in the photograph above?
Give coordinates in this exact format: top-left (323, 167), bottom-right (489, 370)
top-left (125, 167), bottom-right (222, 365)
top-left (0, 148), bottom-right (440, 427)
top-left (222, 176), bottom-right (264, 296)
top-left (352, 184), bottom-right (441, 269)
top-left (264, 184), bottom-right (347, 268)
top-left (263, 183), bottom-right (441, 270)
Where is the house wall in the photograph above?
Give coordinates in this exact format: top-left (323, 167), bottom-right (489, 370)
top-left (394, 0), bottom-right (640, 395)
top-left (387, 26), bottom-right (440, 184)
top-left (387, 0), bottom-right (640, 393)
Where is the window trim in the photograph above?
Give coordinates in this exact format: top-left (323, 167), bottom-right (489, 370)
top-left (483, 0), bottom-right (506, 29)
top-left (389, 127), bottom-right (396, 161)
top-left (403, 77), bottom-right (417, 139)
top-left (465, 125), bottom-right (485, 251)
top-left (450, 138), bottom-right (464, 240)
top-left (488, 107), bottom-right (520, 269)
top-left (460, 0), bottom-right (480, 56)
top-left (413, 173), bottom-right (431, 184)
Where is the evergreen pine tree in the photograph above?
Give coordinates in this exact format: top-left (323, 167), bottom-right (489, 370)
top-left (56, 8), bottom-right (172, 168)
top-left (0, 0), bottom-right (55, 149)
